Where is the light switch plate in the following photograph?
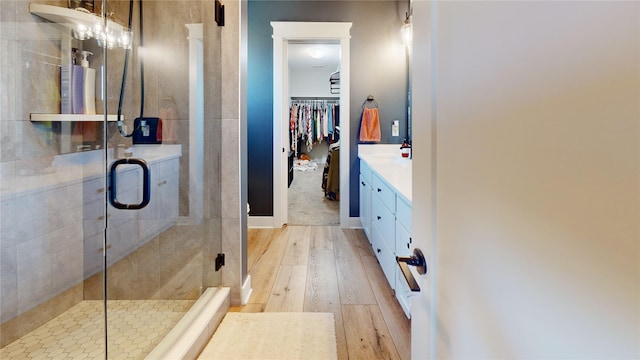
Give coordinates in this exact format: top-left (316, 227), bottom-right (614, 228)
top-left (392, 120), bottom-right (400, 137)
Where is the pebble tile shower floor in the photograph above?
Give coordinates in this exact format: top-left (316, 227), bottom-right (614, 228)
top-left (0, 300), bottom-right (195, 359)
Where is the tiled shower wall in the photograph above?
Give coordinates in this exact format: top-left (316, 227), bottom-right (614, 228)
top-left (0, 0), bottom-right (238, 346)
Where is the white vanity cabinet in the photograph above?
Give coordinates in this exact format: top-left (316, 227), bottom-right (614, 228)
top-left (370, 173), bottom-right (398, 289)
top-left (360, 154), bottom-right (413, 318)
top-left (138, 157), bottom-right (179, 242)
top-left (82, 150), bottom-right (180, 277)
top-left (358, 146), bottom-right (413, 319)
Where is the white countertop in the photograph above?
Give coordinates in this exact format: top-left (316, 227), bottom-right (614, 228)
top-left (0, 144), bottom-right (182, 199)
top-left (358, 144), bottom-right (412, 203)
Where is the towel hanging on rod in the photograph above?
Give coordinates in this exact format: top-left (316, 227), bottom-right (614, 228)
top-left (359, 95), bottom-right (381, 142)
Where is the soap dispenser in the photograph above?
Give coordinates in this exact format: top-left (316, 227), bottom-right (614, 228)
top-left (80, 51), bottom-right (96, 115)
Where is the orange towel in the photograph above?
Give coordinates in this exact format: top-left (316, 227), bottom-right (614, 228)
top-left (359, 107), bottom-right (381, 142)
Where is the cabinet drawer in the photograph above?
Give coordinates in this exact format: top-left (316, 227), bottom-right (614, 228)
top-left (371, 226), bottom-right (396, 290)
top-left (396, 196), bottom-right (412, 233)
top-left (359, 174), bottom-right (372, 239)
top-left (372, 194), bottom-right (395, 252)
top-left (395, 267), bottom-right (412, 318)
top-left (371, 173), bottom-right (395, 212)
top-left (360, 160), bottom-right (372, 184)
top-left (395, 220), bottom-right (412, 257)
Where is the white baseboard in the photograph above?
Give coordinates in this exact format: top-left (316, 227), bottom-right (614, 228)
top-left (248, 216), bottom-right (274, 228)
top-left (349, 216), bottom-right (362, 229)
top-left (241, 275), bottom-right (252, 305)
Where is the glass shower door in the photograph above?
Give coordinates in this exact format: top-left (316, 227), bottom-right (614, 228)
top-left (100, 0), bottom-right (222, 357)
top-left (0, 0), bottom-right (222, 358)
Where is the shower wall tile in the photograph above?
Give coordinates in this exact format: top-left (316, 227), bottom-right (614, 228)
top-left (221, 118), bottom-right (239, 217)
top-left (221, 0), bottom-right (239, 120)
top-left (0, 0), bottom-right (17, 23)
top-left (203, 0), bottom-right (222, 120)
top-left (0, 121), bottom-right (18, 163)
top-left (219, 0), bottom-right (241, 306)
top-left (0, 244), bottom-right (18, 323)
top-left (221, 217), bottom-right (241, 305)
top-left (0, 193), bottom-right (18, 249)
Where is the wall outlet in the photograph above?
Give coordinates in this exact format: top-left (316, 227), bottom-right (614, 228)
top-left (392, 120), bottom-right (400, 137)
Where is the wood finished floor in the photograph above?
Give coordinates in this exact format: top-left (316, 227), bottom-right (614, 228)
top-left (232, 226), bottom-right (411, 360)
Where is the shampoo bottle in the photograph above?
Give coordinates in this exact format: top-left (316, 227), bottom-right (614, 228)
top-left (80, 51), bottom-right (96, 115)
top-left (71, 48), bottom-right (84, 114)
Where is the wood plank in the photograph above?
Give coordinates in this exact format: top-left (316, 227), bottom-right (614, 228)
top-left (247, 228), bottom-right (282, 271)
top-left (344, 228), bottom-right (375, 257)
top-left (228, 303), bottom-right (265, 313)
top-left (342, 304), bottom-right (401, 360)
top-left (310, 226), bottom-right (334, 250)
top-left (362, 254), bottom-right (412, 360)
top-left (281, 226), bottom-right (311, 265)
top-left (304, 249), bottom-right (348, 360)
top-left (265, 265), bottom-right (307, 312)
top-left (332, 227), bottom-right (377, 305)
top-left (247, 227), bottom-right (289, 304)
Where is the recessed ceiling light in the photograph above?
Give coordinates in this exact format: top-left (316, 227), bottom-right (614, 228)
top-left (307, 46), bottom-right (325, 59)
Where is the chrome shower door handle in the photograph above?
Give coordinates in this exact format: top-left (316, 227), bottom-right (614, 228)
top-left (396, 248), bottom-right (427, 292)
top-left (109, 158), bottom-right (151, 210)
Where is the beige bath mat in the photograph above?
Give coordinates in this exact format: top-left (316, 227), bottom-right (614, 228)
top-left (197, 312), bottom-right (337, 360)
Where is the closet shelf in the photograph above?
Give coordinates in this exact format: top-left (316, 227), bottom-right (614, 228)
top-left (30, 114), bottom-right (122, 122)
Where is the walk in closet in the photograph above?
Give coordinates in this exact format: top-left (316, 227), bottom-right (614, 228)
top-left (287, 42), bottom-right (341, 225)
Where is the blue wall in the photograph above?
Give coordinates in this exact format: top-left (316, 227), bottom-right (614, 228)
top-left (248, 0), bottom-right (408, 217)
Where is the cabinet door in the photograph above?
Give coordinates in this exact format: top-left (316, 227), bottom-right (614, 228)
top-left (371, 224), bottom-right (396, 290)
top-left (371, 193), bottom-right (395, 253)
top-left (359, 174), bottom-right (372, 239)
top-left (395, 221), bottom-right (412, 318)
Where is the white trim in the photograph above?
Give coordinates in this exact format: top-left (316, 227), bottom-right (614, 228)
top-left (247, 216), bottom-right (275, 228)
top-left (241, 275), bottom-right (252, 305)
top-left (348, 216), bottom-right (362, 229)
top-left (272, 21), bottom-right (352, 229)
top-left (146, 287), bottom-right (230, 360)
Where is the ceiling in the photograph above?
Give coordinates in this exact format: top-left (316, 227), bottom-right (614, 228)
top-left (288, 43), bottom-right (340, 72)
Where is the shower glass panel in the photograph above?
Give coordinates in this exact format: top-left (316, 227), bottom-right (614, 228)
top-left (0, 0), bottom-right (222, 358)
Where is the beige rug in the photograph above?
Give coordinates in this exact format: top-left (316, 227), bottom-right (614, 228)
top-left (198, 312), bottom-right (337, 360)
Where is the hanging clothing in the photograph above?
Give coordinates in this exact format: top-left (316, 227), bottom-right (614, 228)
top-left (289, 99), bottom-right (339, 156)
top-left (322, 142), bottom-right (340, 201)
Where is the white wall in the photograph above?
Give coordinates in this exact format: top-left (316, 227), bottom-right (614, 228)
top-left (289, 67), bottom-right (338, 98)
top-left (413, 0), bottom-right (640, 358)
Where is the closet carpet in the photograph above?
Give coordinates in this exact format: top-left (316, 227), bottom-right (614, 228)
top-left (288, 167), bottom-right (339, 226)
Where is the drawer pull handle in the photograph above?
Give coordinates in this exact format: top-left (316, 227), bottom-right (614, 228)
top-left (377, 216), bottom-right (381, 220)
top-left (377, 188), bottom-right (382, 192)
top-left (377, 248), bottom-right (381, 254)
top-left (407, 243), bottom-right (410, 249)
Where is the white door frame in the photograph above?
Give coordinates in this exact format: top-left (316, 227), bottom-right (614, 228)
top-left (272, 21), bottom-right (352, 228)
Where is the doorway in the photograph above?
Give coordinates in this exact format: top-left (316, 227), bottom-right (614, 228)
top-left (271, 22), bottom-right (352, 228)
top-left (287, 41), bottom-right (341, 226)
